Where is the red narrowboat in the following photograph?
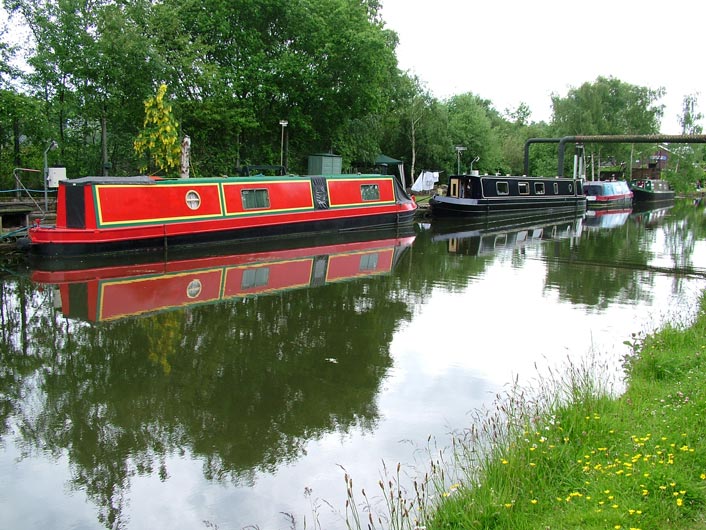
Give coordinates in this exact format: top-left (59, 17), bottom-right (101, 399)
top-left (22, 173), bottom-right (416, 256)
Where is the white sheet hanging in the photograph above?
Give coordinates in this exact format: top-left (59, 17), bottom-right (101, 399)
top-left (411, 170), bottom-right (439, 192)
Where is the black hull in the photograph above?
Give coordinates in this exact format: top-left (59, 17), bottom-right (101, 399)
top-left (429, 196), bottom-right (587, 220)
top-left (22, 210), bottom-right (417, 258)
top-left (630, 188), bottom-right (676, 203)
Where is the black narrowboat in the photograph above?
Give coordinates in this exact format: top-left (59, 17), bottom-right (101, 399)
top-left (429, 172), bottom-right (586, 218)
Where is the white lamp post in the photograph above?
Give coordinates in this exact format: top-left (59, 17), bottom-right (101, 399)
top-left (43, 140), bottom-right (58, 212)
top-left (279, 120), bottom-right (288, 168)
top-left (455, 145), bottom-right (467, 174)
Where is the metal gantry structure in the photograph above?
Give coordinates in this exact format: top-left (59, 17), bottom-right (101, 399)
top-left (523, 135), bottom-right (706, 177)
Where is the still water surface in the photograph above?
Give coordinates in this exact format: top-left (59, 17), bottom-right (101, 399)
top-left (2, 199), bottom-right (706, 530)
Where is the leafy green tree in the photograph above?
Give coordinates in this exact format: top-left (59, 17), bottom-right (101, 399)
top-left (666, 93), bottom-right (705, 192)
top-left (679, 93), bottom-right (703, 135)
top-left (551, 76), bottom-right (665, 175)
top-left (5, 0), bottom-right (161, 176)
top-left (134, 84), bottom-right (181, 175)
top-left (446, 92), bottom-right (503, 175)
top-left (552, 76), bottom-right (664, 135)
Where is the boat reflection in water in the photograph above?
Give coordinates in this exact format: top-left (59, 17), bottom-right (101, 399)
top-left (428, 211), bottom-right (584, 256)
top-left (584, 208), bottom-right (632, 229)
top-left (630, 203), bottom-right (674, 228)
top-left (30, 230), bottom-right (415, 322)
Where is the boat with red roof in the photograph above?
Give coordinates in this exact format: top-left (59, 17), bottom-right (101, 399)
top-left (20, 171), bottom-right (417, 256)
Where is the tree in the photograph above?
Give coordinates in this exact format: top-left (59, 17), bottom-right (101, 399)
top-left (134, 84), bottom-right (181, 175)
top-left (551, 76), bottom-right (665, 175)
top-left (679, 93), bottom-right (703, 135)
top-left (552, 76), bottom-right (664, 136)
top-left (669, 93), bottom-right (705, 191)
top-left (446, 93), bottom-right (503, 175)
top-left (5, 0), bottom-right (162, 177)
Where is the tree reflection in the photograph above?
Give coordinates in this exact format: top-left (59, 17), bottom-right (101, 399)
top-left (1, 257), bottom-right (412, 528)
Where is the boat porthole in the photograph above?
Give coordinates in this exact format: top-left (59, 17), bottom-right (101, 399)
top-left (185, 190), bottom-right (201, 210)
top-left (568, 183), bottom-right (573, 193)
top-left (186, 279), bottom-right (202, 299)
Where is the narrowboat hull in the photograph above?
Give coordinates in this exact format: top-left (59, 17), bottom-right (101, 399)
top-left (429, 174), bottom-right (586, 219)
top-left (584, 180), bottom-right (633, 209)
top-left (629, 188), bottom-right (675, 203)
top-left (22, 174), bottom-right (417, 256)
top-left (629, 179), bottom-right (675, 203)
top-left (585, 196), bottom-right (633, 208)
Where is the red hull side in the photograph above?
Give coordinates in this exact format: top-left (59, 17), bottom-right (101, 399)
top-left (28, 175), bottom-right (416, 254)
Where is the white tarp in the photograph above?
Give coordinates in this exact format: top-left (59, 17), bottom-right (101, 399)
top-left (411, 170), bottom-right (439, 192)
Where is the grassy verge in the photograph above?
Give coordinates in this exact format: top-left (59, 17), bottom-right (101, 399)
top-left (345, 297), bottom-right (706, 530)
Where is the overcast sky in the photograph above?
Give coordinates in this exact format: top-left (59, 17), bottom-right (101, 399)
top-left (380, 0), bottom-right (704, 134)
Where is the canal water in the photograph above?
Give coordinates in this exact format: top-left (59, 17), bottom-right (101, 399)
top-left (2, 199), bottom-right (706, 530)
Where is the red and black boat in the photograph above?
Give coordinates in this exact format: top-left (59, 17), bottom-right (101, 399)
top-left (21, 173), bottom-right (416, 256)
top-left (29, 230), bottom-right (415, 322)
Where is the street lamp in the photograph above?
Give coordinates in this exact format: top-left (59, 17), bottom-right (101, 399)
top-left (43, 140), bottom-right (58, 212)
top-left (279, 120), bottom-right (288, 169)
top-left (454, 145), bottom-right (467, 174)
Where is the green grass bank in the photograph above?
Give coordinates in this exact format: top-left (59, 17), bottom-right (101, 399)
top-left (343, 295), bottom-right (706, 530)
top-left (420, 296), bottom-right (706, 530)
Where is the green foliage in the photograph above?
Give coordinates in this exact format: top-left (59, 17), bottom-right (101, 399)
top-left (552, 76), bottom-right (664, 136)
top-left (551, 76), bottom-right (665, 171)
top-left (446, 93), bottom-right (504, 175)
top-left (1, 2), bottom-right (702, 184)
top-left (133, 84), bottom-right (181, 175)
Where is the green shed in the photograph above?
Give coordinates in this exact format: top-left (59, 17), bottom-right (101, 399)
top-left (308, 153), bottom-right (342, 175)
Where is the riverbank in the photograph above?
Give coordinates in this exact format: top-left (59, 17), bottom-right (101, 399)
top-left (345, 293), bottom-right (706, 529)
top-left (416, 295), bottom-right (706, 529)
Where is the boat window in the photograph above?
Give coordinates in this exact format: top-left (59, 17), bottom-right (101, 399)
top-left (534, 182), bottom-right (545, 195)
top-left (496, 181), bottom-right (509, 195)
top-left (570, 183), bottom-right (575, 193)
top-left (359, 253), bottom-right (379, 271)
top-left (518, 182), bottom-right (530, 195)
top-left (185, 190), bottom-right (201, 210)
top-left (241, 188), bottom-right (270, 209)
top-left (361, 184), bottom-right (381, 201)
top-left (553, 182), bottom-right (559, 194)
top-left (242, 267), bottom-right (270, 288)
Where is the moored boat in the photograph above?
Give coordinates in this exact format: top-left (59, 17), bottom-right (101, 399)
top-left (584, 180), bottom-right (633, 209)
top-left (20, 173), bottom-right (417, 256)
top-left (429, 171), bottom-right (586, 219)
top-left (629, 177), bottom-right (675, 203)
